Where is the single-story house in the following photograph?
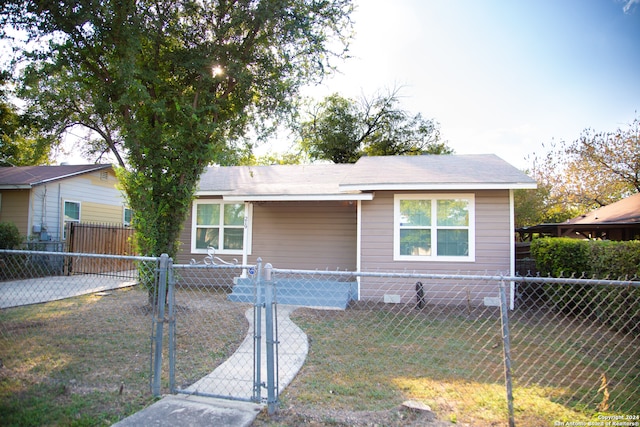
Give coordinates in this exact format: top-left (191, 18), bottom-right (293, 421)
top-left (0, 164), bottom-right (130, 245)
top-left (517, 192), bottom-right (640, 241)
top-left (177, 154), bottom-right (536, 307)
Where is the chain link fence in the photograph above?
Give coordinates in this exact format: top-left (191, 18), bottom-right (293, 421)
top-left (263, 268), bottom-right (639, 425)
top-left (2, 249), bottom-right (638, 426)
top-left (0, 249), bottom-right (160, 424)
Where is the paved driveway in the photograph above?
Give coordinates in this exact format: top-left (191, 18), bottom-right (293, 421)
top-left (0, 273), bottom-right (137, 309)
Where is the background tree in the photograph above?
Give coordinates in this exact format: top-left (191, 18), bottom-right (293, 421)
top-left (1, 0), bottom-right (353, 257)
top-left (565, 116), bottom-right (640, 205)
top-left (518, 114), bottom-right (639, 227)
top-left (0, 72), bottom-right (51, 166)
top-left (298, 89), bottom-right (453, 163)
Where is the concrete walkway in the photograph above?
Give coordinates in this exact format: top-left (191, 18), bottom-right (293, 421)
top-left (0, 273), bottom-right (137, 308)
top-left (113, 305), bottom-right (309, 427)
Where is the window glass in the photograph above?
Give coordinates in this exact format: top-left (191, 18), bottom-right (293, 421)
top-left (197, 204), bottom-right (219, 225)
top-left (196, 228), bottom-right (219, 250)
top-left (400, 200), bottom-right (431, 226)
top-left (64, 201), bottom-right (80, 222)
top-left (400, 229), bottom-right (431, 256)
top-left (224, 204), bottom-right (245, 226)
top-left (437, 229), bottom-right (469, 256)
top-left (124, 208), bottom-right (133, 225)
top-left (437, 199), bottom-right (469, 226)
top-left (223, 228), bottom-right (244, 250)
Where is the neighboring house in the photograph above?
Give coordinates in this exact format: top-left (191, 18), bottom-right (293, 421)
top-left (517, 192), bottom-right (640, 242)
top-left (177, 154), bottom-right (536, 307)
top-left (0, 164), bottom-right (130, 244)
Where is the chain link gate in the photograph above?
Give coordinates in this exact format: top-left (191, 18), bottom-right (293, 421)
top-left (164, 255), bottom-right (281, 411)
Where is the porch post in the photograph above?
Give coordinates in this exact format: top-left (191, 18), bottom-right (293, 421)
top-left (242, 202), bottom-right (250, 277)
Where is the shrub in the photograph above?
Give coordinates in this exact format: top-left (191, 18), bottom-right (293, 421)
top-left (0, 222), bottom-right (23, 249)
top-left (531, 237), bottom-right (640, 336)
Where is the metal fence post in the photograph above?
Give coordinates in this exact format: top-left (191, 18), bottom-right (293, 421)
top-left (499, 278), bottom-right (515, 427)
top-left (152, 253), bottom-right (169, 396)
top-left (253, 258), bottom-right (263, 403)
top-left (264, 263), bottom-right (278, 415)
top-left (167, 257), bottom-right (176, 394)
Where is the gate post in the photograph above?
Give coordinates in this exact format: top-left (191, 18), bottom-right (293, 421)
top-left (152, 253), bottom-right (169, 396)
top-left (253, 258), bottom-right (263, 403)
top-left (264, 263), bottom-right (278, 414)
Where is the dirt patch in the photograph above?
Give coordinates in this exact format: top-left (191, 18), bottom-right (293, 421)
top-left (252, 403), bottom-right (458, 426)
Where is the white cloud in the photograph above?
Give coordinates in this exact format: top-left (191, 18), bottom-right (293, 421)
top-left (622, 0), bottom-right (639, 13)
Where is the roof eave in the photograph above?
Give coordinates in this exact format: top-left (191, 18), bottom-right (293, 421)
top-left (196, 191), bottom-right (231, 197)
top-left (0, 184), bottom-right (32, 190)
top-left (222, 193), bottom-right (374, 202)
top-left (339, 182), bottom-right (537, 191)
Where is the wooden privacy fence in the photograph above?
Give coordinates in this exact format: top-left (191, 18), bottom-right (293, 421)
top-left (66, 223), bottom-right (136, 274)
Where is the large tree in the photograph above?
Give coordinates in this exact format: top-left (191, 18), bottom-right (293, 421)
top-left (1, 0), bottom-right (353, 257)
top-left (298, 89), bottom-right (453, 163)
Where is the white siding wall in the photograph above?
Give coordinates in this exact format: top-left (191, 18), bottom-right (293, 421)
top-left (29, 170), bottom-right (126, 241)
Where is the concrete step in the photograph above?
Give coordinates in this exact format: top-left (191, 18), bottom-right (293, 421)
top-left (228, 278), bottom-right (356, 310)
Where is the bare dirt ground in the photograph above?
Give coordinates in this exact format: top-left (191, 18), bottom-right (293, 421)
top-left (252, 402), bottom-right (460, 426)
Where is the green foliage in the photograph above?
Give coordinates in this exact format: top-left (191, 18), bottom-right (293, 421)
top-left (299, 89), bottom-right (453, 163)
top-left (3, 0), bottom-right (354, 258)
top-left (0, 222), bottom-right (23, 249)
top-left (514, 186), bottom-right (580, 228)
top-left (531, 237), bottom-right (640, 335)
top-left (526, 114), bottom-right (640, 223)
top-left (0, 75), bottom-right (51, 166)
top-left (239, 150), bottom-right (304, 166)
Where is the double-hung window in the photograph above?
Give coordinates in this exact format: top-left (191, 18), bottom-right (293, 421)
top-left (191, 201), bottom-right (250, 254)
top-left (394, 194), bottom-right (475, 262)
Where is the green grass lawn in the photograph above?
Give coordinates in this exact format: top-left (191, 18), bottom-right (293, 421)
top-left (1, 290), bottom-right (638, 426)
top-left (0, 288), bottom-right (156, 426)
top-left (281, 305), bottom-right (639, 426)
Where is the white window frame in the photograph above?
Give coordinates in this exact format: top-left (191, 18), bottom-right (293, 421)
top-left (191, 200), bottom-right (252, 255)
top-left (393, 193), bottom-right (475, 262)
top-left (63, 200), bottom-right (81, 240)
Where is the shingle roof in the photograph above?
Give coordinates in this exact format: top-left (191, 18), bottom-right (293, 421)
top-left (197, 155), bottom-right (536, 200)
top-left (340, 154), bottom-right (536, 190)
top-left (567, 192), bottom-right (640, 225)
top-left (0, 165), bottom-right (112, 189)
top-left (198, 163), bottom-right (364, 201)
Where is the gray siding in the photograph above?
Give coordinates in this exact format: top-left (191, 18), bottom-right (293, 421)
top-left (251, 201), bottom-right (357, 270)
top-left (359, 190), bottom-right (512, 303)
top-left (177, 200), bottom-right (357, 270)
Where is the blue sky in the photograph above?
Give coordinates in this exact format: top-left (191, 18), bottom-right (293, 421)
top-left (35, 0), bottom-right (639, 167)
top-left (288, 0), bottom-right (640, 169)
